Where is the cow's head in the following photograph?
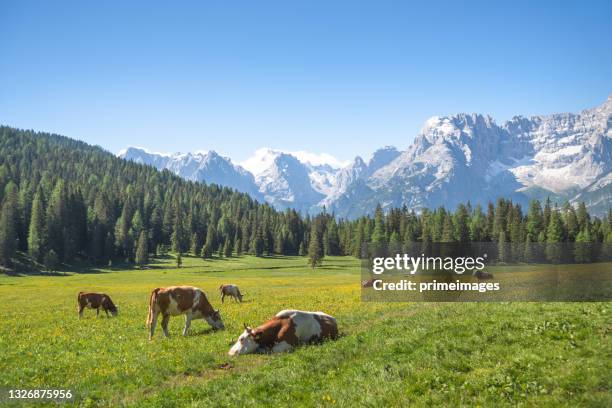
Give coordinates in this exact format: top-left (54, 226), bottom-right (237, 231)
top-left (228, 324), bottom-right (259, 356)
top-left (205, 309), bottom-right (225, 330)
top-left (103, 297), bottom-right (119, 317)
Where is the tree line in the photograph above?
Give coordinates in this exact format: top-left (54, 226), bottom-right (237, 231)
top-left (0, 126), bottom-right (610, 270)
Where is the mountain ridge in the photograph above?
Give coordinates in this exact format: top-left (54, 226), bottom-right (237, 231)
top-left (119, 96), bottom-right (611, 217)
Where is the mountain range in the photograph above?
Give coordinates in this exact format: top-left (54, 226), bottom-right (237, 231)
top-left (119, 96), bottom-right (612, 218)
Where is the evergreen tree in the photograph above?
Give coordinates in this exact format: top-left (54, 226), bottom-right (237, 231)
top-left (441, 214), bottom-right (455, 243)
top-left (574, 227), bottom-right (592, 263)
top-left (562, 202), bottom-right (578, 241)
top-left (176, 252), bottom-right (182, 268)
top-left (453, 204), bottom-right (470, 242)
top-left (190, 232), bottom-right (201, 256)
top-left (371, 205), bottom-right (386, 247)
top-left (201, 242), bottom-right (213, 259)
top-left (46, 180), bottom-right (67, 261)
top-left (545, 209), bottom-right (564, 262)
top-left (223, 239), bottom-right (233, 257)
top-left (307, 225), bottom-right (323, 269)
top-left (469, 204), bottom-right (486, 241)
top-left (27, 189), bottom-right (46, 262)
top-left (0, 184), bottom-right (19, 266)
top-left (251, 228), bottom-right (264, 257)
top-left (497, 231), bottom-right (507, 263)
top-left (235, 238), bottom-right (243, 256)
top-left (526, 200), bottom-right (543, 242)
top-left (135, 230), bottom-right (149, 267)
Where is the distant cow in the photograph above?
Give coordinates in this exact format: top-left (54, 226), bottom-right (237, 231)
top-left (146, 286), bottom-right (224, 340)
top-left (228, 309), bottom-right (338, 356)
top-left (77, 292), bottom-right (118, 318)
top-left (361, 278), bottom-right (378, 288)
top-left (474, 270), bottom-right (494, 280)
top-left (219, 284), bottom-right (244, 303)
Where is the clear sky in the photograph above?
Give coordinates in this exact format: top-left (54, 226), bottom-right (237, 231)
top-left (1, 0), bottom-right (611, 164)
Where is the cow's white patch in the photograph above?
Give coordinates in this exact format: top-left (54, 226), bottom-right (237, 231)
top-left (166, 297), bottom-right (181, 316)
top-left (228, 330), bottom-right (259, 356)
top-left (271, 341), bottom-right (293, 353)
top-left (192, 290), bottom-right (201, 308)
top-left (276, 310), bottom-right (326, 343)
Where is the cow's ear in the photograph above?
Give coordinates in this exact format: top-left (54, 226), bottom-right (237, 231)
top-left (244, 323), bottom-right (253, 334)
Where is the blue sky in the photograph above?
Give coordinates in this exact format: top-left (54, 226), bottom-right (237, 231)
top-left (1, 1), bottom-right (611, 164)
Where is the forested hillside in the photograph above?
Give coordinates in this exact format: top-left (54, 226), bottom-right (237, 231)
top-left (0, 126), bottom-right (610, 271)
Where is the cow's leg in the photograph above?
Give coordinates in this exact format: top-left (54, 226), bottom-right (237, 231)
top-left (104, 308), bottom-right (109, 317)
top-left (96, 307), bottom-right (100, 317)
top-left (271, 341), bottom-right (293, 353)
top-left (149, 311), bottom-right (159, 340)
top-left (183, 313), bottom-right (192, 337)
top-left (221, 293), bottom-right (225, 303)
top-left (161, 314), bottom-right (170, 337)
top-left (78, 305), bottom-right (85, 318)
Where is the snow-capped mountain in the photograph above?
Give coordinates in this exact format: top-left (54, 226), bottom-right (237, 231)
top-left (326, 95), bottom-right (611, 218)
top-left (118, 96), bottom-right (611, 218)
top-left (118, 147), bottom-right (262, 199)
top-left (241, 148), bottom-right (326, 212)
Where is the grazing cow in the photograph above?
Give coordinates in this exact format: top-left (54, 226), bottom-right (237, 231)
top-left (228, 309), bottom-right (338, 356)
top-left (219, 284), bottom-right (244, 303)
top-left (77, 292), bottom-right (118, 318)
top-left (146, 286), bottom-right (224, 340)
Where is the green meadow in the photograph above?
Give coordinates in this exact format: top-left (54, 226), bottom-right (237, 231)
top-left (0, 255), bottom-right (609, 407)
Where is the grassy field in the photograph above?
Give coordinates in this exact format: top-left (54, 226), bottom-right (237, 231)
top-left (0, 255), bottom-right (609, 407)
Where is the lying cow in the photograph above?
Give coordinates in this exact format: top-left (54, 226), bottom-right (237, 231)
top-left (228, 309), bottom-right (338, 356)
top-left (146, 286), bottom-right (224, 340)
top-left (77, 292), bottom-right (118, 318)
top-left (219, 284), bottom-right (244, 303)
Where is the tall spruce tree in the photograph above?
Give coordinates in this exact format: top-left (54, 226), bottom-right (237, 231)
top-left (27, 189), bottom-right (46, 262)
top-left (0, 183), bottom-right (19, 266)
top-left (307, 224), bottom-right (323, 269)
top-left (135, 230), bottom-right (149, 267)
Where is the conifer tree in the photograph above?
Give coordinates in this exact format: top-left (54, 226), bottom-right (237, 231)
top-left (0, 186), bottom-right (19, 266)
top-left (223, 239), bottom-right (232, 257)
top-left (27, 190), bottom-right (46, 262)
top-left (371, 205), bottom-right (386, 247)
top-left (441, 214), bottom-right (455, 243)
top-left (453, 204), bottom-right (470, 242)
top-left (307, 225), bottom-right (323, 269)
top-left (235, 238), bottom-right (243, 256)
top-left (545, 209), bottom-right (564, 262)
top-left (135, 230), bottom-right (149, 267)
top-left (497, 231), bottom-right (507, 263)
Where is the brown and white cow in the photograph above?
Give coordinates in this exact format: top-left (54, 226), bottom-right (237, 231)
top-left (146, 286), bottom-right (224, 340)
top-left (228, 309), bottom-right (338, 355)
top-left (219, 284), bottom-right (244, 303)
top-left (77, 292), bottom-right (118, 318)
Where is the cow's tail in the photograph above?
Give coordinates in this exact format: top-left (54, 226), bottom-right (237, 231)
top-left (77, 291), bottom-right (84, 303)
top-left (218, 284), bottom-right (224, 293)
top-left (146, 288), bottom-right (161, 327)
